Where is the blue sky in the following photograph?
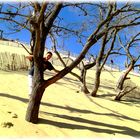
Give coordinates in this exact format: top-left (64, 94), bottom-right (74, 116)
top-left (1, 2), bottom-right (140, 71)
top-left (1, 3), bottom-right (98, 53)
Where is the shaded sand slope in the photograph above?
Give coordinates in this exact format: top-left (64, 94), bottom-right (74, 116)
top-left (0, 69), bottom-right (140, 139)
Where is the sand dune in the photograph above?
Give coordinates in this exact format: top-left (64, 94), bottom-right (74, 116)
top-left (0, 69), bottom-right (140, 139)
top-left (0, 40), bottom-right (140, 139)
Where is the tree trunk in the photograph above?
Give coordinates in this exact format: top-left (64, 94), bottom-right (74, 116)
top-left (25, 2), bottom-right (58, 123)
top-left (116, 64), bottom-right (133, 90)
top-left (91, 67), bottom-right (101, 97)
top-left (80, 68), bottom-right (90, 94)
top-left (114, 86), bottom-right (136, 101)
top-left (114, 90), bottom-right (124, 101)
top-left (115, 63), bottom-right (134, 101)
top-left (80, 61), bottom-right (96, 94)
top-left (25, 82), bottom-right (45, 123)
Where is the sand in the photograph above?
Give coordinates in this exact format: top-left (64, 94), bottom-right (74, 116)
top-left (0, 69), bottom-right (140, 139)
top-left (0, 42), bottom-right (140, 139)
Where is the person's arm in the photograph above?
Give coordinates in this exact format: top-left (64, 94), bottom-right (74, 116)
top-left (26, 55), bottom-right (33, 61)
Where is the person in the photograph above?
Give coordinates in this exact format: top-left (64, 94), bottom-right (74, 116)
top-left (26, 51), bottom-right (59, 97)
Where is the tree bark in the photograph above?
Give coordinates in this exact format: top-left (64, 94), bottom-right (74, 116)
top-left (25, 3), bottom-right (63, 123)
top-left (80, 61), bottom-right (96, 94)
top-left (80, 68), bottom-right (90, 94)
top-left (116, 64), bottom-right (134, 90)
top-left (25, 83), bottom-right (45, 123)
top-left (114, 86), bottom-right (136, 101)
top-left (91, 67), bottom-right (101, 97)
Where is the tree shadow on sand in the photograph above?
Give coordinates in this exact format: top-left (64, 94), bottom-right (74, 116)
top-left (0, 93), bottom-right (140, 123)
top-left (39, 112), bottom-right (140, 137)
top-left (0, 93), bottom-right (140, 137)
top-left (0, 93), bottom-right (28, 103)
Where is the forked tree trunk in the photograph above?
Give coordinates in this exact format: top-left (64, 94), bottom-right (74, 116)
top-left (25, 3), bottom-right (63, 123)
top-left (116, 64), bottom-right (134, 90)
top-left (114, 86), bottom-right (136, 101)
top-left (115, 63), bottom-right (134, 101)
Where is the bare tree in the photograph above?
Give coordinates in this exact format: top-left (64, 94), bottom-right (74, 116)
top-left (1, 2), bottom-right (140, 123)
top-left (49, 2), bottom-right (140, 97)
top-left (50, 33), bottom-right (96, 94)
top-left (91, 29), bottom-right (118, 97)
top-left (115, 32), bottom-right (140, 100)
top-left (24, 2), bottom-right (63, 123)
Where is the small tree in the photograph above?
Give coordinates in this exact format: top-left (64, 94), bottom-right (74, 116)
top-left (91, 29), bottom-right (118, 97)
top-left (116, 32), bottom-right (140, 90)
top-left (115, 79), bottom-right (137, 101)
top-left (115, 32), bottom-right (140, 100)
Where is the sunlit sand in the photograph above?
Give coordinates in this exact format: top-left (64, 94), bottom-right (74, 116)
top-left (0, 41), bottom-right (140, 139)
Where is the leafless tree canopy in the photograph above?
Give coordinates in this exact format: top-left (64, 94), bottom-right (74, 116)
top-left (0, 2), bottom-right (140, 123)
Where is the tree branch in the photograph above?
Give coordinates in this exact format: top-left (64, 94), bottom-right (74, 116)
top-left (0, 17), bottom-right (30, 31)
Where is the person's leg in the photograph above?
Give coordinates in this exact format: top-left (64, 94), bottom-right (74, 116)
top-left (28, 75), bottom-right (33, 97)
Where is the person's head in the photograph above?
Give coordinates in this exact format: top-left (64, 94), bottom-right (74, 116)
top-left (45, 51), bottom-right (53, 61)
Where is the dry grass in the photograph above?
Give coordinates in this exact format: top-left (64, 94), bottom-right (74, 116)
top-left (0, 42), bottom-right (140, 139)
